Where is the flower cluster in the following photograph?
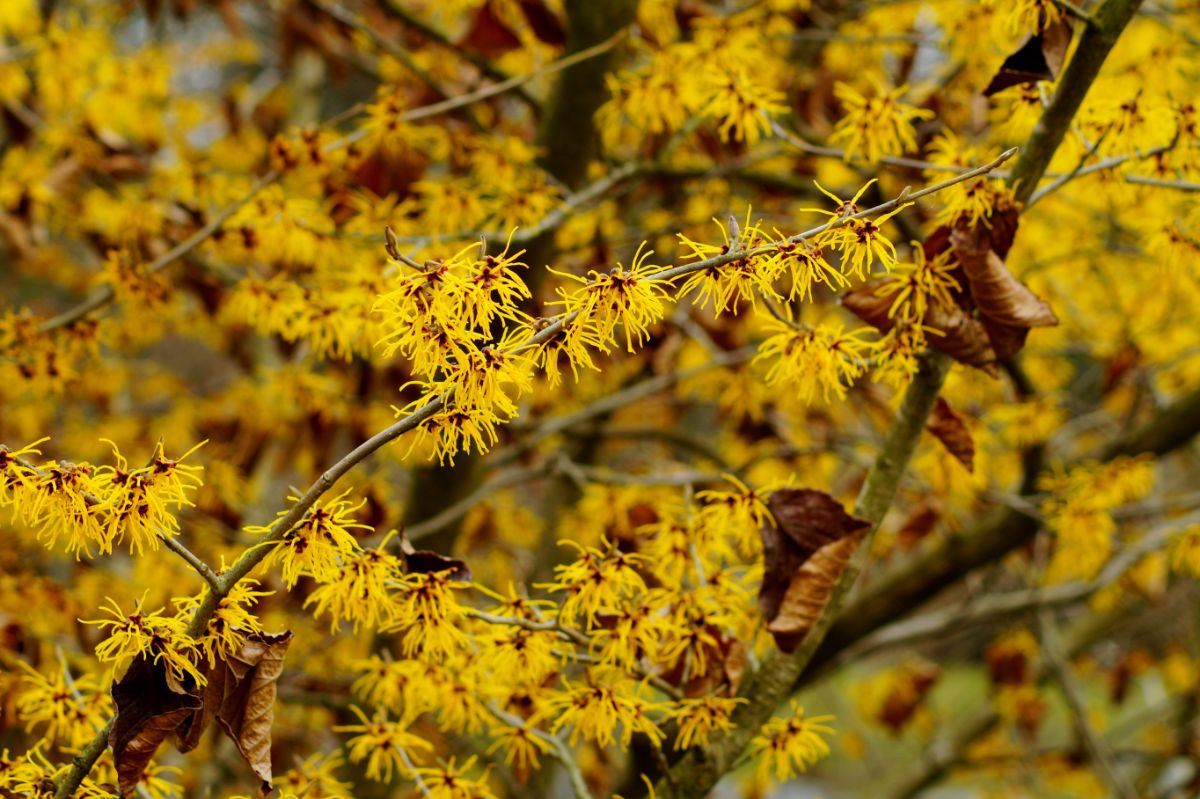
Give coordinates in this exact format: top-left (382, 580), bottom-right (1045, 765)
top-left (1, 439), bottom-right (203, 559)
top-left (1039, 457), bottom-right (1157, 583)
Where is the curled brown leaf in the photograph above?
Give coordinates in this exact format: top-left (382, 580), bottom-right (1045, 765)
top-left (759, 489), bottom-right (872, 653)
top-left (110, 658), bottom-right (202, 798)
top-left (926, 397), bottom-right (975, 472)
top-left (951, 227), bottom-right (1057, 330)
top-left (983, 17), bottom-right (1073, 97)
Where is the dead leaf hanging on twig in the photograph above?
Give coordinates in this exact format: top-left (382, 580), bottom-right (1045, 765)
top-left (110, 658), bottom-right (203, 798)
top-left (983, 18), bottom-right (1073, 97)
top-left (212, 631), bottom-right (293, 789)
top-left (926, 397), bottom-right (975, 472)
top-left (759, 489), bottom-right (871, 653)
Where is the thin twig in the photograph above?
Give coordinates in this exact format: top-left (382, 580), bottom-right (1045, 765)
top-left (395, 741), bottom-right (433, 799)
top-left (494, 347), bottom-right (756, 462)
top-left (403, 462), bottom-right (553, 541)
top-left (375, 0), bottom-right (537, 107)
top-left (309, 0), bottom-right (475, 123)
top-left (1038, 611), bottom-right (1140, 799)
top-left (771, 119), bottom-right (971, 175)
top-left (1123, 173), bottom-right (1200, 192)
top-left (484, 703), bottom-right (593, 799)
top-left (839, 509), bottom-right (1200, 662)
top-left (160, 536), bottom-right (223, 592)
top-left (37, 170), bottom-right (278, 332)
top-left (465, 609), bottom-right (683, 700)
top-left (11, 453), bottom-right (221, 591)
top-left (55, 648), bottom-right (155, 799)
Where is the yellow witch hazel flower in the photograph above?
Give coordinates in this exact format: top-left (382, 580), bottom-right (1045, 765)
top-left (766, 232), bottom-right (849, 303)
top-left (0, 439), bottom-right (43, 508)
top-left (588, 601), bottom-right (669, 670)
top-left (374, 248), bottom-right (477, 375)
top-left (442, 327), bottom-right (536, 425)
top-left (750, 700), bottom-right (836, 781)
top-left (756, 319), bottom-right (876, 404)
top-left (477, 620), bottom-right (561, 685)
top-left (701, 65), bottom-right (788, 145)
top-left (305, 546), bottom-right (402, 633)
top-left (334, 706), bottom-right (433, 783)
top-left (521, 310), bottom-right (607, 388)
top-left (696, 474), bottom-right (788, 556)
top-left (984, 0), bottom-right (1063, 37)
top-left (543, 669), bottom-right (665, 748)
top-left (350, 654), bottom-right (429, 716)
top-left (829, 79), bottom-right (934, 163)
top-left (403, 405), bottom-right (503, 465)
top-left (250, 488), bottom-right (372, 588)
top-left (676, 211), bottom-right (783, 315)
top-left (175, 578), bottom-right (272, 666)
top-left (92, 440), bottom-right (205, 556)
top-left (486, 717), bottom-right (555, 772)
top-left (23, 459), bottom-right (106, 559)
top-left (670, 696), bottom-right (748, 750)
top-left (83, 596), bottom-right (206, 688)
top-left (1040, 457), bottom-right (1157, 583)
top-left (542, 539), bottom-right (648, 626)
top-left (15, 660), bottom-right (112, 749)
top-left (926, 132), bottom-right (1017, 227)
top-left (806, 179), bottom-right (910, 279)
top-left (388, 569), bottom-right (470, 661)
top-left (873, 244), bottom-right (961, 324)
top-left (549, 243), bottom-right (672, 353)
top-left (413, 756), bottom-right (498, 799)
top-left (457, 233), bottom-right (531, 329)
top-left (1170, 524), bottom-right (1200, 577)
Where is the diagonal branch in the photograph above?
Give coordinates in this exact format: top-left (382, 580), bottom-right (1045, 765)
top-left (34, 36), bottom-right (625, 334)
top-left (659, 351), bottom-right (953, 796)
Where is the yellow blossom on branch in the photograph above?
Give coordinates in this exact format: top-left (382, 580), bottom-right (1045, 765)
top-left (549, 243), bottom-right (672, 353)
top-left (82, 597), bottom-right (206, 688)
top-left (755, 319), bottom-right (876, 403)
top-left (750, 701), bottom-right (836, 781)
top-left (334, 706), bottom-right (433, 783)
top-left (829, 80), bottom-right (934, 163)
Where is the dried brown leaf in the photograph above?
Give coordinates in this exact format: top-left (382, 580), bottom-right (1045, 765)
top-left (926, 397), bottom-right (975, 472)
top-left (759, 489), bottom-right (871, 653)
top-left (517, 0), bottom-right (566, 46)
top-left (214, 631), bottom-right (293, 789)
top-left (841, 277), bottom-right (999, 373)
top-left (982, 203), bottom-right (1021, 260)
top-left (877, 662), bottom-right (941, 734)
top-left (840, 280), bottom-right (897, 333)
top-left (980, 317), bottom-right (1032, 361)
top-left (110, 658), bottom-right (202, 798)
top-left (951, 227), bottom-right (1057, 329)
top-left (983, 18), bottom-right (1072, 97)
top-left (924, 302), bottom-right (1000, 374)
top-left (175, 631), bottom-right (292, 791)
top-left (399, 534), bottom-right (472, 580)
top-left (1041, 17), bottom-right (1073, 79)
top-left (896, 500), bottom-right (941, 550)
top-left (459, 0), bottom-right (523, 59)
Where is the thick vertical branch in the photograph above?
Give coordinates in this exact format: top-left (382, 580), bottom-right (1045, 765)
top-left (1007, 0), bottom-right (1146, 205)
top-left (662, 352), bottom-right (952, 795)
top-left (525, 0), bottom-right (635, 299)
top-left (660, 2), bottom-right (1149, 793)
top-left (535, 0), bottom-right (634, 190)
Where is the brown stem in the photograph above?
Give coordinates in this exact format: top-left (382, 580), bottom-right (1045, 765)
top-left (1007, 0), bottom-right (1147, 206)
top-left (661, 351), bottom-right (952, 795)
